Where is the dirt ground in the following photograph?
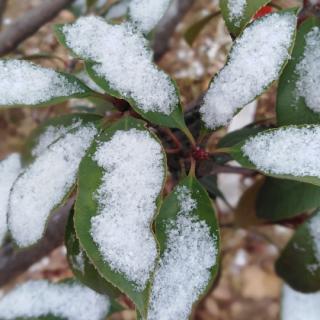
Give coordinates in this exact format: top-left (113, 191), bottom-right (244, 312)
top-left (0, 1), bottom-right (298, 319)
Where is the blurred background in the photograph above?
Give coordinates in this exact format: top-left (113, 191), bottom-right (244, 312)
top-left (0, 0), bottom-right (300, 319)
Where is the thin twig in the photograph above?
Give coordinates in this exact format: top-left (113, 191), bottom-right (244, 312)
top-left (0, 198), bottom-right (74, 287)
top-left (0, 0), bottom-right (75, 57)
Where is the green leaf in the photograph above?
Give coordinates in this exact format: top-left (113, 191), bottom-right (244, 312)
top-left (201, 9), bottom-right (297, 130)
top-left (0, 278), bottom-right (121, 320)
top-left (220, 0), bottom-right (271, 37)
top-left (85, 61), bottom-right (187, 130)
top-left (8, 119), bottom-right (100, 248)
top-left (276, 209), bottom-right (320, 292)
top-left (184, 13), bottom-right (218, 46)
top-left (228, 125), bottom-right (320, 187)
top-left (148, 175), bottom-right (220, 318)
top-left (235, 177), bottom-right (267, 227)
top-left (0, 60), bottom-right (93, 108)
top-left (65, 208), bottom-right (122, 298)
top-left (74, 116), bottom-right (167, 318)
top-left (217, 124), bottom-right (267, 148)
top-left (256, 178), bottom-right (320, 221)
top-left (22, 113), bottom-right (102, 165)
top-left (199, 175), bottom-right (226, 200)
top-left (277, 17), bottom-right (320, 126)
top-left (54, 24), bottom-right (188, 130)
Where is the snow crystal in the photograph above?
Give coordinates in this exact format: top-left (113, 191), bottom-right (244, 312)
top-left (282, 285), bottom-right (320, 320)
top-left (200, 12), bottom-right (296, 129)
top-left (129, 0), bottom-right (171, 33)
top-left (308, 213), bottom-right (320, 266)
top-left (62, 17), bottom-right (178, 115)
top-left (9, 125), bottom-right (97, 247)
top-left (227, 0), bottom-right (246, 27)
top-left (0, 60), bottom-right (85, 106)
top-left (32, 120), bottom-right (82, 157)
top-left (73, 249), bottom-right (86, 273)
top-left (90, 129), bottom-right (165, 290)
top-left (242, 126), bottom-right (320, 177)
top-left (0, 154), bottom-right (21, 245)
top-left (296, 27), bottom-right (320, 113)
top-left (0, 280), bottom-right (110, 320)
top-left (148, 186), bottom-right (217, 320)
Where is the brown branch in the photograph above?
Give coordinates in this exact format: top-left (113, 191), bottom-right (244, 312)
top-left (0, 0), bottom-right (75, 57)
top-left (152, 0), bottom-right (195, 61)
top-left (0, 199), bottom-right (74, 287)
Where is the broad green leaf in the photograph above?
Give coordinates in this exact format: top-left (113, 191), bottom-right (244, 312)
top-left (199, 175), bottom-right (226, 200)
top-left (0, 60), bottom-right (93, 108)
top-left (8, 120), bottom-right (100, 248)
top-left (22, 113), bottom-right (102, 165)
top-left (74, 116), bottom-right (167, 317)
top-left (235, 177), bottom-right (266, 227)
top-left (147, 175), bottom-right (220, 319)
top-left (85, 62), bottom-right (187, 130)
top-left (277, 17), bottom-right (320, 126)
top-left (200, 9), bottom-right (297, 130)
top-left (0, 279), bottom-right (119, 320)
top-left (220, 0), bottom-right (271, 37)
top-left (65, 208), bottom-right (121, 298)
top-left (256, 178), bottom-right (320, 221)
top-left (54, 23), bottom-right (188, 131)
top-left (217, 124), bottom-right (267, 148)
top-left (276, 210), bottom-right (320, 292)
top-left (184, 13), bottom-right (218, 46)
top-left (228, 125), bottom-right (320, 187)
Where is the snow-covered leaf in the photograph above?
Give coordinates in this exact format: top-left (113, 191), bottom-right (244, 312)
top-left (276, 210), bottom-right (320, 292)
top-left (128, 0), bottom-right (171, 34)
top-left (277, 17), bottom-right (320, 125)
top-left (217, 124), bottom-right (267, 148)
top-left (54, 17), bottom-right (187, 130)
top-left (0, 154), bottom-right (21, 246)
top-left (256, 178), bottom-right (320, 221)
top-left (65, 208), bottom-right (121, 297)
top-left (220, 0), bottom-right (271, 37)
top-left (8, 122), bottom-right (99, 248)
top-left (0, 279), bottom-right (118, 320)
top-left (23, 113), bottom-right (102, 165)
top-left (147, 175), bottom-right (220, 320)
top-left (0, 60), bottom-right (92, 107)
top-left (229, 125), bottom-right (320, 187)
top-left (200, 9), bottom-right (297, 130)
top-left (74, 116), bottom-right (167, 317)
top-left (281, 284), bottom-right (320, 320)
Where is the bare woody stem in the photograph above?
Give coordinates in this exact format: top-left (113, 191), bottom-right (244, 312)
top-left (0, 0), bottom-right (75, 57)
